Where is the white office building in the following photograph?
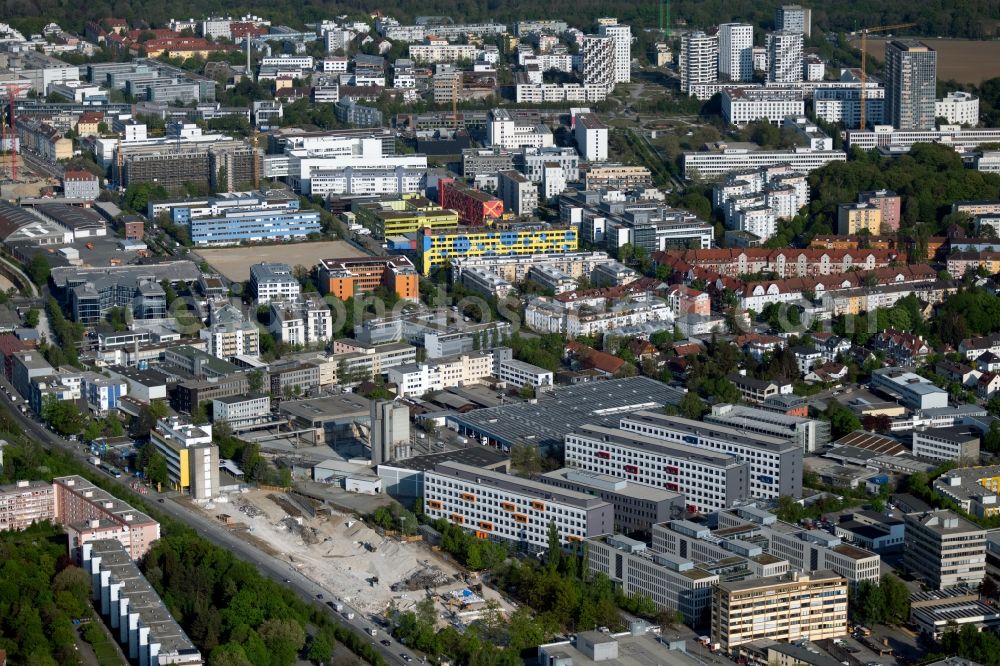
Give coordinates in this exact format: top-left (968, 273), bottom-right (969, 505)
top-left (212, 394), bottom-right (271, 428)
top-left (814, 86), bottom-right (886, 126)
top-left (486, 108), bottom-right (554, 150)
top-left (423, 461), bottom-right (613, 551)
top-left (619, 411), bottom-right (803, 500)
top-left (718, 23), bottom-right (753, 83)
top-left (564, 424), bottom-right (750, 512)
top-left (387, 352), bottom-right (495, 397)
top-left (495, 358), bottom-right (553, 388)
top-left (684, 144), bottom-right (846, 179)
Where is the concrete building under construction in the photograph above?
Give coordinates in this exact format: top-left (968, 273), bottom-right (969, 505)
top-left (123, 145), bottom-right (258, 193)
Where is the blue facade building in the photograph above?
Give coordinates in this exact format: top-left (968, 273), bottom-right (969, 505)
top-left (186, 208), bottom-right (322, 245)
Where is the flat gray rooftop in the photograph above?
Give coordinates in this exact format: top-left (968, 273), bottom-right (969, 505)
top-left (452, 377), bottom-right (685, 448)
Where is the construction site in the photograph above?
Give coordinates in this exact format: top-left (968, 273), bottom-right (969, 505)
top-left (203, 489), bottom-right (515, 626)
top-left (0, 89), bottom-right (63, 199)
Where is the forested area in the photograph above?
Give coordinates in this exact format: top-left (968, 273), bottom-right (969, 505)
top-left (6, 0), bottom-right (999, 39)
top-left (765, 143), bottom-right (1000, 250)
top-left (0, 523), bottom-right (93, 664)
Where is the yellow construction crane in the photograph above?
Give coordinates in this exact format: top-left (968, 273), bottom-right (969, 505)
top-left (857, 23), bottom-right (917, 129)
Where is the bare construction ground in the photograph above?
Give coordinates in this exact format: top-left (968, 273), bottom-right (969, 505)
top-left (206, 490), bottom-right (514, 622)
top-left (197, 241), bottom-right (368, 282)
top-left (860, 38), bottom-right (1000, 85)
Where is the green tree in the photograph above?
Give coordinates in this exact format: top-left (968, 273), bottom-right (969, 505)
top-left (247, 369), bottom-right (265, 394)
top-left (258, 618), bottom-right (305, 665)
top-left (678, 391), bottom-right (706, 419)
top-left (510, 443), bottom-right (541, 477)
top-left (24, 307), bottom-right (39, 327)
top-left (28, 254), bottom-right (50, 286)
top-left (879, 573), bottom-right (910, 625)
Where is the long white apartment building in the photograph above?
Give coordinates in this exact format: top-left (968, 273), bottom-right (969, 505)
top-left (684, 143), bottom-right (847, 179)
top-left (718, 23), bottom-right (753, 82)
top-left (587, 534), bottom-right (720, 625)
top-left (408, 43), bottom-right (478, 64)
top-left (423, 461), bottom-right (613, 551)
top-left (515, 80), bottom-right (609, 103)
top-left (680, 31), bottom-right (718, 93)
top-left (525, 294), bottom-right (674, 337)
top-left (563, 424), bottom-right (750, 512)
top-left (845, 124), bottom-right (1000, 152)
top-left (619, 411), bottom-right (803, 500)
top-left (387, 351), bottom-right (495, 397)
top-left (722, 88), bottom-right (806, 126)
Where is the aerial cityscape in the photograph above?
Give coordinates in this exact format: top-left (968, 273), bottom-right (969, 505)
top-left (1, 2), bottom-right (1000, 666)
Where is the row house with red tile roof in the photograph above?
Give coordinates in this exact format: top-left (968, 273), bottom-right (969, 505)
top-left (869, 328), bottom-right (932, 365)
top-left (653, 247), bottom-right (903, 281)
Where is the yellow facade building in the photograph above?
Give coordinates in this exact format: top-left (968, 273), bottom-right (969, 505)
top-left (417, 224), bottom-right (579, 274)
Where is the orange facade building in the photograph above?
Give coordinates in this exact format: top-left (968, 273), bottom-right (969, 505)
top-left (318, 256), bottom-right (419, 301)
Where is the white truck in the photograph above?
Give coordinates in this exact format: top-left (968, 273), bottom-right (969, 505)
top-left (346, 612), bottom-right (355, 620)
top-left (369, 628), bottom-right (377, 637)
top-left (88, 456), bottom-right (100, 466)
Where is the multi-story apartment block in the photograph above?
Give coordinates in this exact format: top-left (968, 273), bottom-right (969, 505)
top-left (408, 42), bottom-right (477, 64)
top-left (722, 88), bottom-right (805, 127)
top-left (619, 411), bottom-right (802, 500)
top-left (497, 170), bottom-right (539, 217)
top-left (767, 31), bottom-right (803, 84)
top-left (581, 35), bottom-right (615, 94)
top-left (350, 194), bottom-right (456, 239)
top-left (318, 256), bottom-right (419, 301)
top-left (718, 23), bottom-right (753, 82)
top-left (814, 85), bottom-right (886, 127)
top-left (775, 5), bottom-right (811, 37)
top-left (542, 468), bottom-right (685, 534)
top-left (837, 202), bottom-right (882, 235)
top-left (904, 510), bottom-right (986, 589)
top-left (200, 304), bottom-right (260, 360)
top-left (885, 40), bottom-right (937, 131)
top-left (53, 475), bottom-right (161, 560)
top-left (680, 32), bottom-right (718, 93)
top-left (417, 224), bottom-right (578, 275)
top-left (151, 417), bottom-right (219, 501)
top-left (936, 91), bottom-right (979, 126)
top-left (0, 480), bottom-right (56, 531)
top-left (439, 179), bottom-right (505, 226)
top-left (859, 189), bottom-right (902, 231)
top-left (588, 534), bottom-right (719, 624)
top-left (563, 424), bottom-right (749, 513)
top-left (250, 262), bottom-right (300, 303)
top-left (212, 394), bottom-right (270, 429)
top-left (462, 148), bottom-right (515, 178)
top-left (268, 298), bottom-right (334, 347)
top-left (423, 461), bottom-right (613, 551)
top-left (712, 571), bottom-right (848, 653)
top-left (597, 20), bottom-right (631, 85)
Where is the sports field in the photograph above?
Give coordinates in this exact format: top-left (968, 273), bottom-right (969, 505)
top-left (861, 38), bottom-right (1000, 85)
top-left (196, 241), bottom-right (369, 282)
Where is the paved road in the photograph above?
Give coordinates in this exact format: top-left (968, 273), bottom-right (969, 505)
top-left (19, 149), bottom-right (64, 180)
top-left (0, 375), bottom-right (418, 666)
